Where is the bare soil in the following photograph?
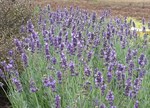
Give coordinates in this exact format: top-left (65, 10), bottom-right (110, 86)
top-left (35, 0), bottom-right (150, 20)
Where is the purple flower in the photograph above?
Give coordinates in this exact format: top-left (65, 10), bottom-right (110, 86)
top-left (52, 57), bottom-right (57, 65)
top-left (133, 78), bottom-right (142, 96)
top-left (57, 71), bottom-right (62, 83)
top-left (117, 63), bottom-right (125, 72)
top-left (134, 100), bottom-right (139, 108)
top-left (129, 60), bottom-right (134, 69)
top-left (38, 15), bottom-right (42, 25)
top-left (84, 66), bottom-right (91, 77)
top-left (100, 103), bottom-right (106, 108)
top-left (21, 53), bottom-right (28, 67)
top-left (0, 69), bottom-right (5, 79)
top-left (60, 57), bottom-right (67, 69)
top-left (69, 61), bottom-right (76, 76)
top-left (139, 69), bottom-right (146, 79)
top-left (8, 50), bottom-right (13, 57)
top-left (107, 72), bottom-right (112, 83)
top-left (91, 12), bottom-right (96, 23)
top-left (20, 25), bottom-right (26, 33)
top-left (42, 76), bottom-right (56, 92)
top-left (59, 43), bottom-right (65, 51)
top-left (72, 37), bottom-right (77, 47)
top-left (45, 43), bottom-right (50, 61)
top-left (30, 79), bottom-right (38, 93)
top-left (1, 61), bottom-right (7, 72)
top-left (30, 40), bottom-right (35, 53)
top-left (9, 59), bottom-right (15, 66)
top-left (14, 39), bottom-right (23, 53)
top-left (95, 71), bottom-right (103, 87)
top-left (31, 30), bottom-right (38, 40)
top-left (138, 53), bottom-right (147, 67)
top-left (128, 60), bottom-right (135, 76)
top-left (36, 39), bottom-right (42, 50)
top-left (106, 90), bottom-right (114, 106)
top-left (128, 90), bottom-right (133, 98)
top-left (126, 48), bottom-right (132, 63)
top-left (27, 19), bottom-right (34, 33)
top-left (12, 77), bottom-right (23, 92)
top-left (115, 70), bottom-right (122, 81)
top-left (101, 83), bottom-right (107, 95)
top-left (58, 36), bottom-right (62, 45)
top-left (55, 95), bottom-right (61, 108)
top-left (124, 78), bottom-right (132, 96)
top-left (87, 51), bottom-right (93, 61)
top-left (6, 63), bottom-right (14, 73)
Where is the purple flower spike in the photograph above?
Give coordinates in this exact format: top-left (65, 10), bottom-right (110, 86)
top-left (1, 61), bottom-right (7, 72)
top-left (134, 100), bottom-right (139, 108)
top-left (52, 57), bottom-right (57, 65)
top-left (100, 103), bottom-right (106, 108)
top-left (21, 53), bottom-right (28, 67)
top-left (106, 90), bottom-right (114, 106)
top-left (101, 83), bottom-right (107, 95)
top-left (55, 95), bottom-right (61, 108)
top-left (138, 53), bottom-right (147, 67)
top-left (133, 78), bottom-right (142, 97)
top-left (12, 77), bottom-right (23, 92)
top-left (20, 25), bottom-right (26, 33)
top-left (126, 48), bottom-right (132, 64)
top-left (95, 71), bottom-right (103, 87)
top-left (84, 67), bottom-right (91, 77)
top-left (0, 69), bottom-right (5, 80)
top-left (124, 78), bottom-right (132, 96)
top-left (42, 76), bottom-right (56, 92)
top-left (45, 43), bottom-right (50, 61)
top-left (30, 79), bottom-right (38, 93)
top-left (30, 40), bottom-right (35, 53)
top-left (36, 39), bottom-right (42, 50)
top-left (69, 61), bottom-right (76, 76)
top-left (92, 12), bottom-right (96, 23)
top-left (57, 71), bottom-right (62, 83)
top-left (87, 51), bottom-right (93, 61)
top-left (14, 39), bottom-right (23, 53)
top-left (107, 72), bottom-right (112, 83)
top-left (8, 50), bottom-right (13, 57)
top-left (27, 19), bottom-right (34, 33)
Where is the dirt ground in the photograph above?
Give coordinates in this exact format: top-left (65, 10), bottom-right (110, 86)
top-left (35, 0), bottom-right (150, 20)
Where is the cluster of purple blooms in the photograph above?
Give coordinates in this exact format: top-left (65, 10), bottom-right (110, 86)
top-left (0, 5), bottom-right (149, 108)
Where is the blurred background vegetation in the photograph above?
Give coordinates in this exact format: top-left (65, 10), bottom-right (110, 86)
top-left (0, 0), bottom-right (34, 62)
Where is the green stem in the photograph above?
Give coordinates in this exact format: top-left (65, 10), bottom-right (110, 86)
top-left (34, 93), bottom-right (40, 108)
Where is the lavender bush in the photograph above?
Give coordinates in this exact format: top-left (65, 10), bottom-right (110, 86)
top-left (0, 5), bottom-right (150, 108)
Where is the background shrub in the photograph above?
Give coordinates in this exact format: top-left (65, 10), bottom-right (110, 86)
top-left (0, 0), bottom-right (34, 106)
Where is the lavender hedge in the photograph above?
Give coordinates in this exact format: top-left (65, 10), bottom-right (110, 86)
top-left (0, 5), bottom-right (150, 108)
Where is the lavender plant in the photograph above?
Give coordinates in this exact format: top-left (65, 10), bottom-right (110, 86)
top-left (0, 5), bottom-right (150, 108)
